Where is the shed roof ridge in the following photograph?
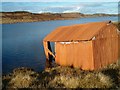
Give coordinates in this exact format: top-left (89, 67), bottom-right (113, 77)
top-left (89, 22), bottom-right (109, 41)
top-left (43, 21), bottom-right (112, 42)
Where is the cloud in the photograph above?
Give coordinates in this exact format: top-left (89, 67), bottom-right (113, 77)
top-left (1, 2), bottom-right (118, 14)
top-left (63, 6), bottom-right (83, 13)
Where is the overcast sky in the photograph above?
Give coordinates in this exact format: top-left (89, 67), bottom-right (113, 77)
top-left (1, 2), bottom-right (119, 14)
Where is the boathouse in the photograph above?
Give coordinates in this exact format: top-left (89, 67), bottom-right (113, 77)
top-left (43, 21), bottom-right (119, 70)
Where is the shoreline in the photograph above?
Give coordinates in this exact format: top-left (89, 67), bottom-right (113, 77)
top-left (0, 11), bottom-right (118, 24)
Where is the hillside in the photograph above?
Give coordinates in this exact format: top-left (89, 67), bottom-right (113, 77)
top-left (0, 11), bottom-right (117, 24)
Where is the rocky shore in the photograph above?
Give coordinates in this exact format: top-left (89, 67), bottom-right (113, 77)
top-left (0, 11), bottom-right (118, 24)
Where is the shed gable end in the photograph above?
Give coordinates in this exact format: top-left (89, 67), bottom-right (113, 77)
top-left (92, 23), bottom-right (118, 69)
top-left (94, 23), bottom-right (118, 40)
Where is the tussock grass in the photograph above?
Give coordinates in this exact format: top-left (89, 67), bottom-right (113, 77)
top-left (2, 67), bottom-right (39, 89)
top-left (2, 61), bottom-right (120, 89)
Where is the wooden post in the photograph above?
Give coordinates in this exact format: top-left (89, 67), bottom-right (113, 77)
top-left (43, 41), bottom-right (53, 69)
top-left (47, 41), bottom-right (53, 68)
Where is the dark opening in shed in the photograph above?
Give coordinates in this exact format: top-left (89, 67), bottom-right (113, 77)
top-left (43, 21), bottom-right (119, 70)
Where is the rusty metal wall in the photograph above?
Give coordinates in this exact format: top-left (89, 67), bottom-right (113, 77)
top-left (118, 32), bottom-right (120, 60)
top-left (55, 41), bottom-right (94, 70)
top-left (92, 24), bottom-right (118, 69)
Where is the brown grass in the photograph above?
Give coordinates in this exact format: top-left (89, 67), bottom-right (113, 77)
top-left (2, 61), bottom-right (120, 89)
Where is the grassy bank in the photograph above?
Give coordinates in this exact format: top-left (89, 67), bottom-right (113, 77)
top-left (2, 61), bottom-right (120, 89)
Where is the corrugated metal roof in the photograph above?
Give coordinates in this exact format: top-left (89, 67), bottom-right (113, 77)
top-left (44, 21), bottom-right (111, 42)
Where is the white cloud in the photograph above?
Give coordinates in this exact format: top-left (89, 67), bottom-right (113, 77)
top-left (2, 2), bottom-right (118, 14)
top-left (63, 6), bottom-right (83, 13)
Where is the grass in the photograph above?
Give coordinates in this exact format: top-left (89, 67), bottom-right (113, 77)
top-left (2, 61), bottom-right (120, 89)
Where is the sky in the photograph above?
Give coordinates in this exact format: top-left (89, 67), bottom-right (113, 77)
top-left (1, 2), bottom-right (119, 14)
top-left (1, 0), bottom-right (120, 2)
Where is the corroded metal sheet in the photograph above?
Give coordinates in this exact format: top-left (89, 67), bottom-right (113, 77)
top-left (44, 21), bottom-right (110, 42)
top-left (118, 32), bottom-right (120, 60)
top-left (92, 24), bottom-right (118, 69)
top-left (55, 41), bottom-right (94, 70)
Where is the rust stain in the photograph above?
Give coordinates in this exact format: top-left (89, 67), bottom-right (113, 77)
top-left (118, 31), bottom-right (120, 60)
top-left (92, 24), bottom-right (118, 70)
top-left (55, 41), bottom-right (94, 70)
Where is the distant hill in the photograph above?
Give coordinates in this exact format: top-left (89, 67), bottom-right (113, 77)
top-left (0, 11), bottom-right (118, 24)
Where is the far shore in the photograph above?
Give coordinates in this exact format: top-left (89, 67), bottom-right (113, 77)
top-left (0, 11), bottom-right (118, 24)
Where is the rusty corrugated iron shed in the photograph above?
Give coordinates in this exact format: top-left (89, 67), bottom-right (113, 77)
top-left (44, 21), bottom-right (110, 42)
top-left (43, 21), bottom-right (119, 70)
